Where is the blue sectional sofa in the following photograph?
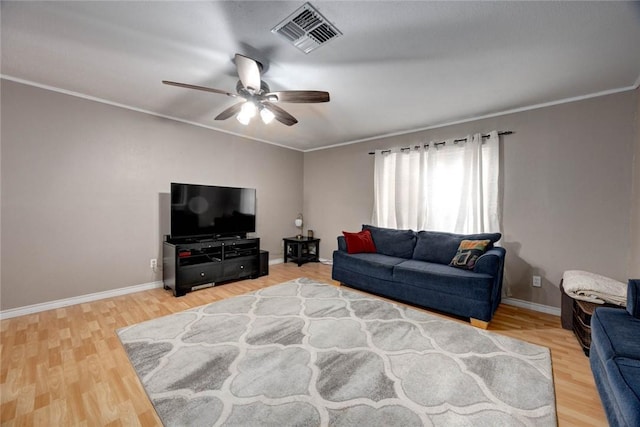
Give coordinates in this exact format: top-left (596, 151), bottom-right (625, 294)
top-left (590, 279), bottom-right (640, 427)
top-left (332, 225), bottom-right (506, 328)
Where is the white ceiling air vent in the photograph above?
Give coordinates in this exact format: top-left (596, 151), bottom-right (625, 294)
top-left (271, 3), bottom-right (342, 54)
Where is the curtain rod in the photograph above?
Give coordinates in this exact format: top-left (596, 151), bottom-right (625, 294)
top-left (368, 131), bottom-right (513, 155)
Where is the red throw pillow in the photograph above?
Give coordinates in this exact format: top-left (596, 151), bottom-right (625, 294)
top-left (343, 229), bottom-right (377, 254)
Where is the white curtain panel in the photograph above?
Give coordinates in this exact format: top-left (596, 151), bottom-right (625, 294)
top-left (372, 130), bottom-right (501, 235)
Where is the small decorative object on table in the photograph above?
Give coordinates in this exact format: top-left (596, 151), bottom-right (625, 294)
top-left (307, 229), bottom-right (314, 238)
top-left (295, 213), bottom-right (303, 239)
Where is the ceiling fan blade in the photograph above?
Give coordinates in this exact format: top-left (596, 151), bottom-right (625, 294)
top-left (215, 102), bottom-right (245, 121)
top-left (234, 54), bottom-right (261, 92)
top-left (262, 103), bottom-right (298, 126)
top-left (266, 91), bottom-right (330, 103)
top-left (162, 80), bottom-right (237, 97)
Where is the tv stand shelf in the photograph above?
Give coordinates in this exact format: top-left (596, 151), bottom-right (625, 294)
top-left (163, 237), bottom-right (260, 297)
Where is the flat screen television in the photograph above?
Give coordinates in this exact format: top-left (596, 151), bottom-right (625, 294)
top-left (170, 183), bottom-right (256, 239)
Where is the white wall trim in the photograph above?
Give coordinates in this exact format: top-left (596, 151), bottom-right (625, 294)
top-left (3, 74), bottom-right (636, 154)
top-left (0, 281), bottom-right (164, 320)
top-left (267, 258), bottom-right (332, 265)
top-left (305, 84), bottom-right (638, 152)
top-left (502, 297), bottom-right (561, 317)
top-left (0, 260), bottom-right (294, 320)
top-left (0, 75), bottom-right (302, 153)
top-left (1, 277), bottom-right (560, 320)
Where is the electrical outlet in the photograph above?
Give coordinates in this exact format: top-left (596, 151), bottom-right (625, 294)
top-left (532, 275), bottom-right (542, 288)
top-left (150, 259), bottom-right (157, 270)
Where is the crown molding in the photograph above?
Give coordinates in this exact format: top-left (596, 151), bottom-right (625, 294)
top-left (305, 84), bottom-right (638, 152)
top-left (0, 75), bottom-right (303, 152)
top-left (2, 74), bottom-right (636, 154)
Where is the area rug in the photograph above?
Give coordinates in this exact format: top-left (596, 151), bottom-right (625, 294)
top-left (117, 278), bottom-right (557, 426)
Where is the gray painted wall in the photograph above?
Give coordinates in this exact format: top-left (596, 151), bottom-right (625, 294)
top-left (2, 79), bottom-right (637, 312)
top-left (1, 80), bottom-right (303, 310)
top-left (631, 87), bottom-right (640, 278)
top-left (303, 90), bottom-right (637, 308)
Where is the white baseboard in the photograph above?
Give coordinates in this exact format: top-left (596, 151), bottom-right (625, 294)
top-left (3, 260), bottom-right (284, 320)
top-left (2, 276), bottom-right (558, 321)
top-left (0, 280), bottom-right (164, 320)
top-left (268, 258), bottom-right (332, 265)
top-left (502, 297), bottom-right (561, 316)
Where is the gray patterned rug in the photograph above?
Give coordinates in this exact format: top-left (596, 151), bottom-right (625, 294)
top-left (117, 278), bottom-right (556, 426)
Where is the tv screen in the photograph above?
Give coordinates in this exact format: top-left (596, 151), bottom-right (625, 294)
top-left (170, 183), bottom-right (256, 239)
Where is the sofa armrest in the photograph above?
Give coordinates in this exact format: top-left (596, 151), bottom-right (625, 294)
top-left (337, 236), bottom-right (347, 252)
top-left (474, 247), bottom-right (506, 310)
top-left (628, 279), bottom-right (640, 318)
top-left (473, 247), bottom-right (505, 276)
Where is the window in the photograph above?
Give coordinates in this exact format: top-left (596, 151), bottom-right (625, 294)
top-left (372, 131), bottom-right (501, 234)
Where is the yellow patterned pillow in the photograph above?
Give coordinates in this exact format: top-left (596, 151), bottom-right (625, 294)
top-left (449, 239), bottom-right (491, 270)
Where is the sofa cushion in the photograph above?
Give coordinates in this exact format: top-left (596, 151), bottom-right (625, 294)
top-left (449, 239), bottom-right (491, 270)
top-left (591, 307), bottom-right (640, 360)
top-left (603, 357), bottom-right (640, 427)
top-left (333, 250), bottom-right (407, 281)
top-left (342, 229), bottom-right (377, 254)
top-left (362, 224), bottom-right (416, 259)
top-left (337, 236), bottom-right (348, 252)
top-left (613, 357), bottom-right (640, 398)
top-left (413, 231), bottom-right (502, 265)
top-left (628, 279), bottom-right (640, 318)
top-left (393, 260), bottom-right (494, 300)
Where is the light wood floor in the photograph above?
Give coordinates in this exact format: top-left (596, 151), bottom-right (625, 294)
top-left (1, 263), bottom-right (607, 426)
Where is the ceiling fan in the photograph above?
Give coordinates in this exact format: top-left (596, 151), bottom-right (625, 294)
top-left (163, 53), bottom-right (330, 126)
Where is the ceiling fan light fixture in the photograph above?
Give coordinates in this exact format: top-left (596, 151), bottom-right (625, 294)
top-left (164, 51), bottom-right (328, 127)
top-left (240, 101), bottom-right (257, 118)
top-left (236, 101), bottom-right (257, 125)
top-left (236, 111), bottom-right (251, 125)
top-left (260, 107), bottom-right (275, 124)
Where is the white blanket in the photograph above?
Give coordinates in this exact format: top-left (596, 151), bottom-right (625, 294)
top-left (562, 270), bottom-right (627, 306)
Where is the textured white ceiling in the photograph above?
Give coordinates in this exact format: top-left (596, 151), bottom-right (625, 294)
top-left (2, 1), bottom-right (640, 151)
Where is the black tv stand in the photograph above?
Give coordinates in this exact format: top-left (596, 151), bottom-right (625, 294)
top-left (167, 234), bottom-right (247, 243)
top-left (163, 236), bottom-right (260, 297)
top-left (216, 235), bottom-right (245, 241)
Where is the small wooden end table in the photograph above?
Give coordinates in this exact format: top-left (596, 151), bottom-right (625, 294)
top-left (283, 237), bottom-right (320, 267)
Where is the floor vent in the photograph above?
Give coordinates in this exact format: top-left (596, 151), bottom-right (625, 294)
top-left (271, 3), bottom-right (341, 54)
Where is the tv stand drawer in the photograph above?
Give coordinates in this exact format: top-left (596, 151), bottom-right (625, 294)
top-left (222, 258), bottom-right (257, 281)
top-left (177, 263), bottom-right (222, 287)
